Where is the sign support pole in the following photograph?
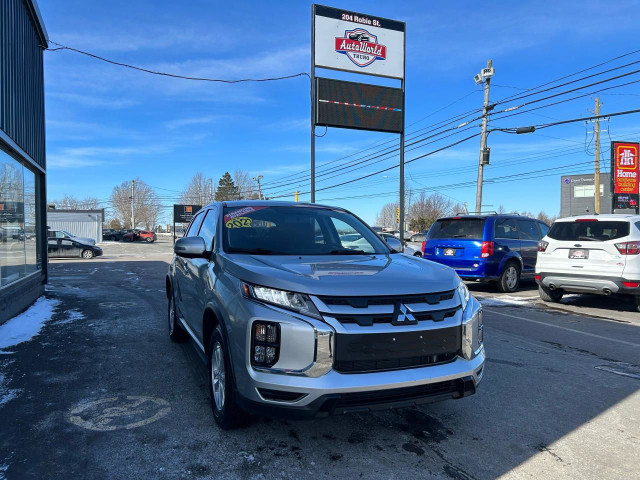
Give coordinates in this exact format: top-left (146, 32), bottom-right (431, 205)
top-left (398, 29), bottom-right (406, 244)
top-left (310, 4), bottom-right (316, 203)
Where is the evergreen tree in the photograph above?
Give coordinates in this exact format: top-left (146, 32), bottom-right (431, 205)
top-left (214, 172), bottom-right (240, 201)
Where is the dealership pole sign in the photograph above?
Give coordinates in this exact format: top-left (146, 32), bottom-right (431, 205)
top-left (611, 142), bottom-right (640, 212)
top-left (311, 4), bottom-right (406, 235)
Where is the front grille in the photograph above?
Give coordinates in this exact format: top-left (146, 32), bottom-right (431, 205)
top-left (317, 290), bottom-right (456, 309)
top-left (335, 352), bottom-right (458, 373)
top-left (334, 326), bottom-right (461, 374)
top-left (334, 307), bottom-right (458, 327)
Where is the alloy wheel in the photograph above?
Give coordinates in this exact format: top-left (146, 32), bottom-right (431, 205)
top-left (211, 342), bottom-right (226, 411)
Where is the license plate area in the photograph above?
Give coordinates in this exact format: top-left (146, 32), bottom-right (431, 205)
top-left (443, 248), bottom-right (456, 256)
top-left (569, 248), bottom-right (589, 259)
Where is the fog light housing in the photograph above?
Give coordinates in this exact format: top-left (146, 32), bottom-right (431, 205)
top-left (251, 321), bottom-right (280, 368)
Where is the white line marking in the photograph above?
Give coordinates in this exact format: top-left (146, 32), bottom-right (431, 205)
top-left (486, 309), bottom-right (640, 348)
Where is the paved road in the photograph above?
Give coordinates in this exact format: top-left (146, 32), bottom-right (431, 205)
top-left (0, 241), bottom-right (638, 479)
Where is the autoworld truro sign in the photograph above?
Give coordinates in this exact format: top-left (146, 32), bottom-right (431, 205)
top-left (313, 5), bottom-right (405, 79)
top-left (611, 141), bottom-right (639, 212)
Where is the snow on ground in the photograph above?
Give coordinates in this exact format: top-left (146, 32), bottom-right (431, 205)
top-left (56, 310), bottom-right (85, 325)
top-left (0, 372), bottom-right (20, 407)
top-left (477, 295), bottom-right (534, 307)
top-left (0, 297), bottom-right (60, 350)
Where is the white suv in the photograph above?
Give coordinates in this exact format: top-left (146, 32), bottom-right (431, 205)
top-left (536, 214), bottom-right (640, 310)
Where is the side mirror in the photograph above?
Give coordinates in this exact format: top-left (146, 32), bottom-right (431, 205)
top-left (384, 236), bottom-right (403, 253)
top-left (174, 236), bottom-right (208, 259)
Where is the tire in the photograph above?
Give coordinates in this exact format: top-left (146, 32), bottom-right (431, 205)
top-left (539, 284), bottom-right (564, 303)
top-left (168, 291), bottom-right (188, 342)
top-left (208, 325), bottom-right (244, 430)
top-left (81, 249), bottom-right (94, 259)
top-left (498, 262), bottom-right (520, 293)
top-left (145, 237), bottom-right (154, 243)
top-left (413, 252), bottom-right (422, 257)
top-left (634, 296), bottom-right (640, 313)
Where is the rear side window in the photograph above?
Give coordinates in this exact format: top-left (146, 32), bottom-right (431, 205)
top-left (517, 219), bottom-right (541, 241)
top-left (494, 219), bottom-right (519, 239)
top-left (428, 219), bottom-right (486, 240)
top-left (539, 222), bottom-right (550, 237)
top-left (548, 221), bottom-right (630, 241)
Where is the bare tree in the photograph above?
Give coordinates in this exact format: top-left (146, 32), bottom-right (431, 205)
top-left (233, 170), bottom-right (259, 199)
top-left (375, 202), bottom-right (399, 228)
top-left (110, 178), bottom-right (162, 229)
top-left (407, 192), bottom-right (455, 232)
top-left (537, 211), bottom-right (557, 225)
top-left (49, 194), bottom-right (100, 210)
top-left (180, 172), bottom-right (212, 205)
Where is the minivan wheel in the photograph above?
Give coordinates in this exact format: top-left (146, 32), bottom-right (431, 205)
top-left (168, 292), bottom-right (188, 342)
top-left (208, 326), bottom-right (244, 430)
top-left (145, 237), bottom-right (154, 243)
top-left (539, 285), bottom-right (564, 303)
top-left (81, 249), bottom-right (94, 259)
top-left (498, 262), bottom-right (520, 293)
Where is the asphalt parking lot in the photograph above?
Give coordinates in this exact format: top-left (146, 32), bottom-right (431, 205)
top-left (1, 238), bottom-right (639, 479)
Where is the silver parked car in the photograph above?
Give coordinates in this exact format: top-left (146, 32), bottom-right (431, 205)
top-left (166, 201), bottom-right (485, 429)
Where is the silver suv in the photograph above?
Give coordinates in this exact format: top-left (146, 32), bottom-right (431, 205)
top-left (166, 201), bottom-right (485, 429)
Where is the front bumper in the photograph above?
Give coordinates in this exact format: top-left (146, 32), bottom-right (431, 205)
top-left (536, 272), bottom-right (640, 295)
top-left (238, 349), bottom-right (485, 419)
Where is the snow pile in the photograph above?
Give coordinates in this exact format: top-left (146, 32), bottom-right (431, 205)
top-left (0, 297), bottom-right (60, 350)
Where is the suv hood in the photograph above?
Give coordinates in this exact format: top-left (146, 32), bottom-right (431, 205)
top-left (222, 253), bottom-right (460, 296)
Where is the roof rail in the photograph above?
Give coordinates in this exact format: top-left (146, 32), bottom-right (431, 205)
top-left (457, 210), bottom-right (499, 215)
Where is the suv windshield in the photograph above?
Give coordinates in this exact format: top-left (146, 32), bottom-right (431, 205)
top-left (222, 206), bottom-right (390, 255)
top-left (428, 218), bottom-right (486, 240)
top-left (547, 220), bottom-right (630, 241)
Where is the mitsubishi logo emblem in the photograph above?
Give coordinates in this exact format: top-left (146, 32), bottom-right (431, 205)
top-left (392, 303), bottom-right (417, 326)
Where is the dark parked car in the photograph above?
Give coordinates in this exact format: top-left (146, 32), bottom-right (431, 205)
top-left (103, 228), bottom-right (124, 241)
top-left (422, 214), bottom-right (550, 292)
top-left (48, 237), bottom-right (102, 259)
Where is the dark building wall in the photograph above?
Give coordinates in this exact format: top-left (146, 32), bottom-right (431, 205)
top-left (0, 0), bottom-right (46, 170)
top-left (0, 0), bottom-right (47, 325)
top-left (560, 173), bottom-right (612, 217)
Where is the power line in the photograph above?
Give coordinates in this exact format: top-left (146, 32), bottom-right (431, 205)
top-left (46, 41), bottom-right (310, 84)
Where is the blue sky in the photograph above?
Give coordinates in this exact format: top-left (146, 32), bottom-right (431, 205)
top-left (39, 0), bottom-right (640, 225)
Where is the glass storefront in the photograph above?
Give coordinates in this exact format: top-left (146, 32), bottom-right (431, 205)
top-left (0, 148), bottom-right (40, 288)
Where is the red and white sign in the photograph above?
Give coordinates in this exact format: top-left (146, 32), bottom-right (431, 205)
top-left (612, 142), bottom-right (639, 194)
top-left (314, 5), bottom-right (404, 79)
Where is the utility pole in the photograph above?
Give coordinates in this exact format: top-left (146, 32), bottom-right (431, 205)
top-left (130, 180), bottom-right (135, 229)
top-left (253, 175), bottom-right (263, 200)
top-left (594, 97), bottom-right (601, 214)
top-left (209, 178), bottom-right (214, 203)
top-left (474, 60), bottom-right (494, 214)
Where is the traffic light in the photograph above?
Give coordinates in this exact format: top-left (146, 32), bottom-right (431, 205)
top-left (295, 191), bottom-right (299, 202)
top-left (396, 207), bottom-right (400, 224)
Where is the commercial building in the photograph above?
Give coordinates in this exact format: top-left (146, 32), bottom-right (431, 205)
top-left (47, 209), bottom-right (105, 245)
top-left (560, 173), bottom-right (611, 217)
top-left (0, 0), bottom-right (48, 324)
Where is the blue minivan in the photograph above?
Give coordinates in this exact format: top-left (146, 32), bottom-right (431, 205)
top-left (422, 214), bottom-right (550, 292)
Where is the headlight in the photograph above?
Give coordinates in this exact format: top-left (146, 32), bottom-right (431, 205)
top-left (242, 283), bottom-right (321, 319)
top-left (457, 277), bottom-right (470, 311)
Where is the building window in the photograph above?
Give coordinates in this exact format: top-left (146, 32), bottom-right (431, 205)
top-left (0, 149), bottom-right (41, 288)
top-left (574, 184), bottom-right (604, 198)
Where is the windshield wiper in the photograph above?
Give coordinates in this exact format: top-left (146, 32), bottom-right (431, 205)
top-left (452, 234), bottom-right (468, 238)
top-left (329, 249), bottom-right (368, 255)
top-left (228, 248), bottom-right (286, 255)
